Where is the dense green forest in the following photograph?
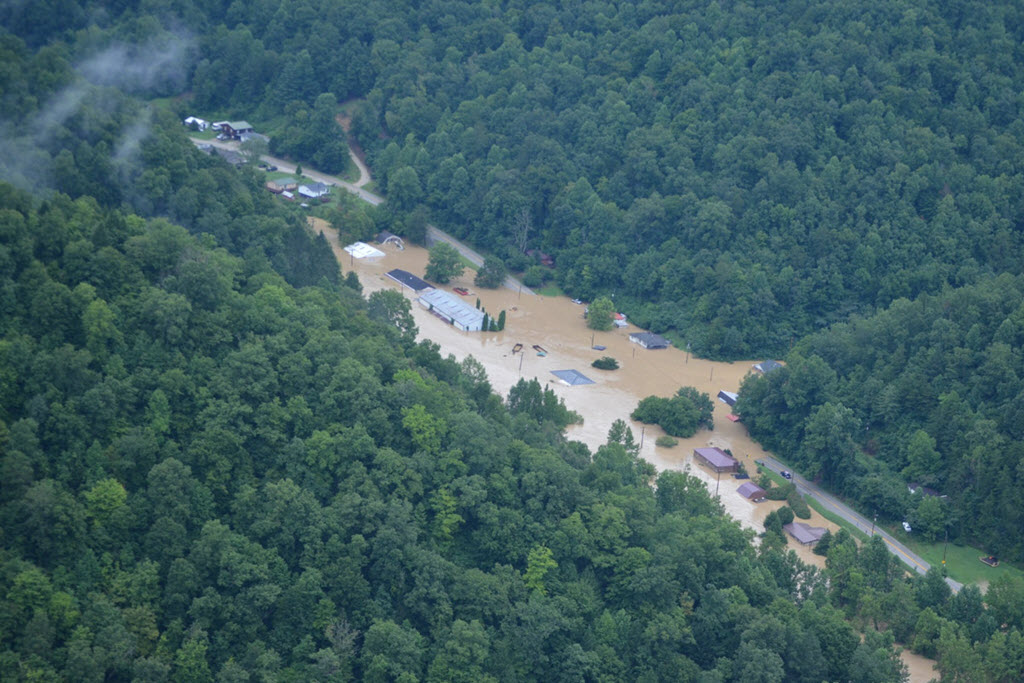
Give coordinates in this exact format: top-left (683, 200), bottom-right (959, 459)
top-left (0, 177), bottom-right (916, 680)
top-left (737, 275), bottom-right (1024, 560)
top-left (8, 0), bottom-right (1023, 358)
top-left (5, 0), bottom-right (1024, 679)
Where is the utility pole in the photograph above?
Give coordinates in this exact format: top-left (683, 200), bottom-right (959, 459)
top-left (715, 469), bottom-right (722, 499)
top-left (942, 528), bottom-right (948, 572)
top-left (640, 425), bottom-right (645, 449)
top-left (871, 514), bottom-right (876, 536)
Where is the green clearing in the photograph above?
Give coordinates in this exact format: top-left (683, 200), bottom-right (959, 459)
top-left (901, 536), bottom-right (1024, 587)
top-left (537, 283), bottom-right (565, 297)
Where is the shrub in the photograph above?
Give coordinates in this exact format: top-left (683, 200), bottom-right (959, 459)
top-left (655, 435), bottom-right (678, 448)
top-left (787, 489), bottom-right (812, 519)
top-left (765, 481), bottom-right (794, 501)
top-left (591, 356), bottom-right (619, 370)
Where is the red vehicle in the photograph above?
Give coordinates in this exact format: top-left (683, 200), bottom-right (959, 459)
top-left (453, 287), bottom-right (469, 295)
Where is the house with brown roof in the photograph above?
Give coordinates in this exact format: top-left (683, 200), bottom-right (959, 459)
top-left (693, 447), bottom-right (738, 473)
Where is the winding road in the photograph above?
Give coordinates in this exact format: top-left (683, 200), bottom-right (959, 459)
top-left (191, 137), bottom-right (533, 294)
top-left (757, 456), bottom-right (962, 592)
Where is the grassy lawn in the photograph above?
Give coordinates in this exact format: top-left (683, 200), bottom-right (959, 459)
top-left (458, 255), bottom-right (479, 272)
top-left (537, 283), bottom-right (565, 297)
top-left (901, 536), bottom-right (1024, 586)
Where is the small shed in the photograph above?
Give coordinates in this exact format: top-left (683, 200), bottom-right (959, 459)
top-left (717, 390), bottom-right (738, 406)
top-left (737, 482), bottom-right (766, 502)
top-left (418, 289), bottom-right (486, 332)
top-left (377, 230), bottom-right (405, 250)
top-left (784, 522), bottom-right (827, 546)
top-left (629, 332), bottom-right (671, 349)
top-left (753, 360), bottom-right (784, 374)
top-left (693, 447), bottom-right (738, 473)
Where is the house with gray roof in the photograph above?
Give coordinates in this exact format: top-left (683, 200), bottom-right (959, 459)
top-left (784, 522), bottom-right (827, 545)
top-left (737, 482), bottom-right (766, 502)
top-left (629, 332), bottom-right (671, 349)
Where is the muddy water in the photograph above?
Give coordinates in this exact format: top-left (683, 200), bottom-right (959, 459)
top-left (313, 220), bottom-right (840, 561)
top-left (901, 649), bottom-right (937, 682)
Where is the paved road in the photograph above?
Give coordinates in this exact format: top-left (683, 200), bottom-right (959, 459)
top-left (193, 138), bottom-right (533, 295)
top-left (756, 455), bottom-right (962, 592)
top-left (425, 226), bottom-right (534, 295)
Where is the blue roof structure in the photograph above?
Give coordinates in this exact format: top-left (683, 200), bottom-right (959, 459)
top-left (551, 369), bottom-right (595, 386)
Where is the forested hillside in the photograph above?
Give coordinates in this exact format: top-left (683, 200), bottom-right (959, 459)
top-left (0, 175), bottom-right (919, 680)
top-left (110, 0), bottom-right (1024, 359)
top-left (4, 0), bottom-right (1024, 357)
top-left (5, 0), bottom-right (1024, 679)
top-left (737, 276), bottom-right (1024, 560)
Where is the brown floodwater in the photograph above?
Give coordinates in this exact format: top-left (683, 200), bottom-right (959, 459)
top-left (900, 648), bottom-right (937, 683)
top-left (314, 219), bottom-right (939, 679)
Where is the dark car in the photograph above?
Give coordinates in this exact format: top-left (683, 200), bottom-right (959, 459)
top-left (781, 470), bottom-right (793, 480)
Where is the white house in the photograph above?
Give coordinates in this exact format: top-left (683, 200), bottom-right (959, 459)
top-left (184, 116), bottom-right (209, 131)
top-left (298, 182), bottom-right (331, 199)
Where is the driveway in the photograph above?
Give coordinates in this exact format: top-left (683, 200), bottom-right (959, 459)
top-left (757, 456), bottom-right (962, 592)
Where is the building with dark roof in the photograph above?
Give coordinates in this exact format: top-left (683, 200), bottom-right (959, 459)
top-left (629, 332), bottom-right (671, 349)
top-left (220, 121), bottom-right (254, 139)
top-left (693, 447), bottom-right (738, 473)
top-left (717, 390), bottom-right (738, 406)
top-left (386, 269), bottom-right (432, 292)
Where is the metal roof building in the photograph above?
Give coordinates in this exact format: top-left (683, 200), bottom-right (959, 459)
top-left (551, 369), bottom-right (595, 386)
top-left (418, 289), bottom-right (486, 331)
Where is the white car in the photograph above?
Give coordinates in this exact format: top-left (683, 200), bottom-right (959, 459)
top-left (902, 521), bottom-right (912, 533)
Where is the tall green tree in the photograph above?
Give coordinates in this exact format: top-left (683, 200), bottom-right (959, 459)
top-left (425, 243), bottom-right (464, 284)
